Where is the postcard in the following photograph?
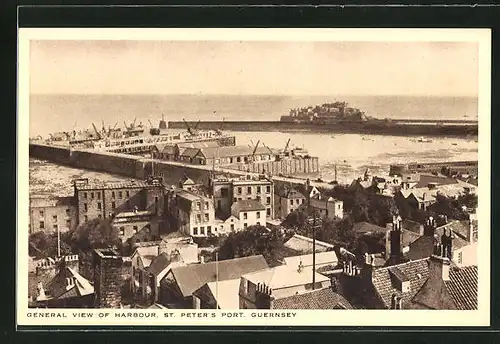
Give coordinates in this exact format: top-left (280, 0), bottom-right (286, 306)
top-left (17, 28), bottom-right (491, 327)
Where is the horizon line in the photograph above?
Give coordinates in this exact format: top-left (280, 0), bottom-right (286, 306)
top-left (29, 93), bottom-right (479, 98)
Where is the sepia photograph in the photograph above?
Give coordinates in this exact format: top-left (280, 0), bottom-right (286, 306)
top-left (17, 28), bottom-right (491, 327)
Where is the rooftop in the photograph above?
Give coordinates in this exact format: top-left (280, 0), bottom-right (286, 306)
top-left (192, 278), bottom-right (241, 310)
top-left (283, 251), bottom-right (338, 268)
top-left (283, 234), bottom-right (334, 254)
top-left (170, 255), bottom-right (268, 297)
top-left (242, 264), bottom-right (330, 290)
top-left (147, 252), bottom-right (174, 277)
top-left (74, 179), bottom-right (155, 191)
top-left (198, 145), bottom-right (276, 159)
top-left (273, 287), bottom-right (353, 310)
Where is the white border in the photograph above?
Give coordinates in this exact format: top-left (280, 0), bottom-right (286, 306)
top-left (17, 28), bottom-right (491, 327)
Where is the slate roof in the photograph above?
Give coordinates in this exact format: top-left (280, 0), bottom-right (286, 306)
top-left (242, 265), bottom-right (330, 290)
top-left (406, 236), bottom-right (437, 261)
top-left (231, 199), bottom-right (266, 213)
top-left (147, 252), bottom-right (174, 277)
top-left (402, 219), bottom-right (423, 234)
top-left (371, 258), bottom-right (430, 309)
top-left (170, 255), bottom-right (268, 297)
top-left (192, 279), bottom-right (242, 309)
top-left (275, 186), bottom-right (305, 199)
top-left (273, 287), bottom-right (353, 310)
top-left (179, 147), bottom-right (201, 158)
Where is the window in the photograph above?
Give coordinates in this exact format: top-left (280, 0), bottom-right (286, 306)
top-left (66, 219), bottom-right (71, 227)
top-left (237, 187), bottom-right (242, 195)
top-left (200, 227), bottom-right (205, 235)
top-left (257, 186), bottom-right (261, 194)
top-left (257, 222), bottom-right (260, 226)
top-left (52, 215), bottom-right (57, 221)
top-left (290, 200), bottom-right (294, 206)
top-left (97, 192), bottom-right (101, 200)
top-left (83, 192), bottom-right (87, 199)
top-left (97, 214), bottom-right (102, 219)
top-left (266, 208), bottom-right (271, 216)
top-left (238, 198), bottom-right (242, 201)
top-left (97, 202), bottom-right (102, 210)
top-left (207, 226), bottom-right (212, 235)
top-left (233, 198), bottom-right (237, 202)
top-left (204, 213), bottom-right (209, 222)
top-left (266, 186), bottom-right (271, 193)
top-left (66, 208), bottom-right (71, 216)
top-left (257, 196), bottom-right (261, 202)
top-left (205, 202), bottom-right (209, 210)
top-left (302, 199), bottom-right (305, 204)
top-left (119, 227), bottom-right (125, 236)
top-left (119, 191), bottom-right (123, 198)
top-left (133, 226), bottom-right (138, 234)
top-left (244, 223), bottom-right (248, 229)
top-left (197, 202), bottom-right (201, 210)
top-left (256, 212), bottom-right (261, 219)
top-left (243, 212), bottom-right (248, 220)
top-left (230, 224), bottom-right (235, 231)
top-left (84, 203), bottom-right (88, 212)
top-left (229, 157), bottom-right (234, 164)
top-left (91, 192), bottom-right (94, 199)
top-left (126, 191), bottom-right (130, 197)
top-left (193, 227), bottom-right (198, 235)
top-left (39, 221), bottom-right (45, 229)
top-left (112, 202), bottom-right (116, 209)
top-left (266, 197), bottom-right (271, 205)
top-left (247, 197), bottom-right (252, 200)
top-left (39, 210), bottom-right (44, 217)
top-left (196, 214), bottom-right (201, 223)
top-left (112, 191), bottom-right (115, 198)
top-left (247, 186), bottom-right (252, 194)
top-left (53, 224), bottom-right (58, 231)
top-left (237, 157), bottom-right (241, 163)
top-left (84, 215), bottom-right (88, 222)
top-left (296, 199), bottom-right (300, 205)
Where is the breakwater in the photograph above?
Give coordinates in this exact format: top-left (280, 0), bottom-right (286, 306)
top-left (29, 143), bottom-right (328, 191)
top-left (168, 120), bottom-right (478, 137)
top-left (389, 161), bottom-right (478, 176)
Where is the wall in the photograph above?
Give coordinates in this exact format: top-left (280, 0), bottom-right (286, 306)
top-left (93, 250), bottom-right (124, 308)
top-left (228, 157), bottom-right (320, 176)
top-left (29, 200), bottom-right (77, 234)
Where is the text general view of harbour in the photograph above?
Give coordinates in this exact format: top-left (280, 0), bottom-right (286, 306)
top-left (20, 30), bottom-right (489, 327)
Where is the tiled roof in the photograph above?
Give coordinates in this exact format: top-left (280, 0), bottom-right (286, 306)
top-left (171, 255), bottom-right (268, 297)
top-left (231, 199), bottom-right (266, 213)
top-left (445, 265), bottom-right (478, 310)
top-left (273, 287), bottom-right (353, 310)
top-left (47, 267), bottom-right (94, 300)
top-left (371, 258), bottom-right (430, 309)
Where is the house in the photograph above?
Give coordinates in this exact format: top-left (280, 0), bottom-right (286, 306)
top-left (158, 255), bottom-right (269, 308)
top-left (309, 193), bottom-right (343, 220)
top-left (406, 217), bottom-right (476, 266)
top-left (192, 279), bottom-right (241, 309)
top-left (274, 186), bottom-right (306, 219)
top-left (211, 174), bottom-right (274, 219)
top-left (369, 244), bottom-right (478, 310)
top-left (239, 264), bottom-right (331, 309)
top-left (173, 189), bottom-right (217, 237)
top-left (112, 210), bottom-right (161, 243)
top-left (29, 195), bottom-right (77, 234)
top-left (230, 199), bottom-right (267, 230)
top-left (295, 179), bottom-right (320, 202)
top-left (28, 255), bottom-right (94, 308)
top-left (73, 176), bottom-right (165, 226)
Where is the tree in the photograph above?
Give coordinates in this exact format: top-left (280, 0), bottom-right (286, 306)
top-left (29, 231), bottom-right (73, 259)
top-left (217, 225), bottom-right (285, 265)
top-left (68, 218), bottom-right (121, 252)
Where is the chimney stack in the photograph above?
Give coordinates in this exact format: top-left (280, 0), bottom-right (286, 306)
top-left (429, 243), bottom-right (451, 282)
top-left (423, 216), bottom-right (436, 236)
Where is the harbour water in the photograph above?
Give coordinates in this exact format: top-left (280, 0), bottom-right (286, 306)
top-left (27, 94), bottom-right (478, 194)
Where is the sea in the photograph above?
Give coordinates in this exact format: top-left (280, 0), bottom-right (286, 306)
top-left (28, 94), bottom-right (479, 195)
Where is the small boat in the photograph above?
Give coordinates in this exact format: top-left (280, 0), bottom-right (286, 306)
top-left (417, 137), bottom-right (433, 143)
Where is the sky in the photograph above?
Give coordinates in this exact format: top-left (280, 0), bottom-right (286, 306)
top-left (29, 40), bottom-right (479, 97)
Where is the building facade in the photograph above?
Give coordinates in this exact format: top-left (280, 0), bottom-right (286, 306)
top-left (274, 186), bottom-right (306, 219)
top-left (174, 190), bottom-right (217, 237)
top-left (73, 176), bottom-right (165, 226)
top-left (29, 196), bottom-right (77, 235)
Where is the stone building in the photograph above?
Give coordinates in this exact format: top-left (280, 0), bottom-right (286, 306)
top-left (273, 186), bottom-right (306, 219)
top-left (73, 176), bottom-right (165, 226)
top-left (29, 195), bottom-right (77, 234)
top-left (173, 189), bottom-right (217, 237)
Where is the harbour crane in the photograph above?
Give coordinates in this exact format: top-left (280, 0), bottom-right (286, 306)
top-left (92, 122), bottom-right (102, 140)
top-left (283, 138), bottom-right (291, 157)
top-left (250, 140), bottom-right (260, 163)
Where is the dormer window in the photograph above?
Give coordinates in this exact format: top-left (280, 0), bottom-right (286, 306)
top-left (389, 267), bottom-right (411, 293)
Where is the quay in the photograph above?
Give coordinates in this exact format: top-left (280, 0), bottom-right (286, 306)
top-left (29, 142), bottom-right (332, 191)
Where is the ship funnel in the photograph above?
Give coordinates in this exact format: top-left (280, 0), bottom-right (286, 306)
top-left (159, 113), bottom-right (167, 129)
